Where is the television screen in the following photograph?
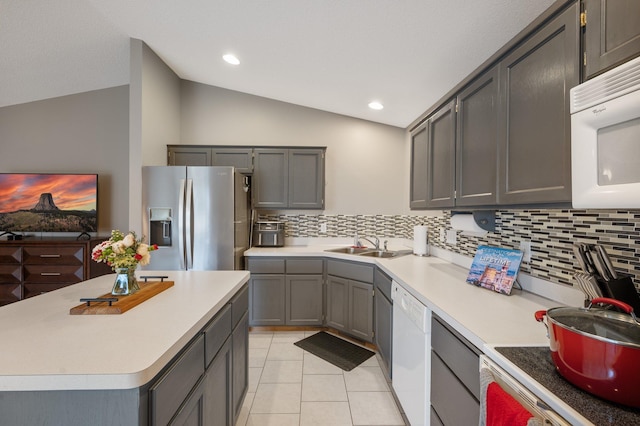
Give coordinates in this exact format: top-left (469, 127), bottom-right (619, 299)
top-left (0, 173), bottom-right (98, 233)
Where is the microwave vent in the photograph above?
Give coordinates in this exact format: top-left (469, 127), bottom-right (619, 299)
top-left (571, 55), bottom-right (640, 113)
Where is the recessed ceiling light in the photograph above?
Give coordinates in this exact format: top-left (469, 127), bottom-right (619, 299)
top-left (223, 54), bottom-right (240, 65)
top-left (368, 101), bottom-right (384, 110)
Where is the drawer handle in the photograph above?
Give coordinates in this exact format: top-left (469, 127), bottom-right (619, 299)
top-left (39, 254), bottom-right (61, 258)
top-left (40, 272), bottom-right (62, 276)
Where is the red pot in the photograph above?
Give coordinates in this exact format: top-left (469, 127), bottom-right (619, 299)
top-left (535, 297), bottom-right (640, 408)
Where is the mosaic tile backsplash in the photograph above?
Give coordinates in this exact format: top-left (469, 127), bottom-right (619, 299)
top-left (258, 210), bottom-right (640, 291)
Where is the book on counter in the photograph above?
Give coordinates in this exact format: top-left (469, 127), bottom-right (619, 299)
top-left (466, 245), bottom-right (524, 295)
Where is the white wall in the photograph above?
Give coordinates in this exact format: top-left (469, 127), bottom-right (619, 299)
top-left (180, 81), bottom-right (413, 215)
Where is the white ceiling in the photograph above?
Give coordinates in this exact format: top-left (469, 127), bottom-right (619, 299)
top-left (1, 0), bottom-right (556, 128)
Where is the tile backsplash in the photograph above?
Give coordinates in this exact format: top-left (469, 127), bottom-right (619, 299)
top-left (258, 210), bottom-right (640, 290)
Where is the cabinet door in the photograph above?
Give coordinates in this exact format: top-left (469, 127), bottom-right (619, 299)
top-left (170, 377), bottom-right (206, 426)
top-left (212, 148), bottom-right (253, 174)
top-left (204, 338), bottom-right (233, 426)
top-left (497, 3), bottom-right (579, 205)
top-left (249, 275), bottom-right (285, 326)
top-left (232, 312), bottom-right (248, 425)
top-left (168, 146), bottom-right (212, 166)
top-left (285, 275), bottom-right (324, 326)
top-left (410, 124), bottom-right (429, 209)
top-left (374, 291), bottom-right (392, 376)
top-left (456, 67), bottom-right (499, 206)
top-left (288, 149), bottom-right (324, 209)
top-left (426, 100), bottom-right (456, 208)
top-left (326, 275), bottom-right (349, 332)
top-left (584, 0), bottom-right (640, 79)
top-left (253, 149), bottom-right (289, 209)
top-left (349, 281), bottom-right (374, 342)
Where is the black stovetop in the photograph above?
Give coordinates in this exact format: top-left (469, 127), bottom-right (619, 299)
top-left (495, 347), bottom-right (640, 425)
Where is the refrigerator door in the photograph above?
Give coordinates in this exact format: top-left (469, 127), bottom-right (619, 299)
top-left (142, 166), bottom-right (187, 270)
top-left (188, 166), bottom-right (235, 270)
top-left (234, 173), bottom-right (250, 270)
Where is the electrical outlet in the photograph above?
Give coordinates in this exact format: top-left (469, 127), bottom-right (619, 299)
top-left (439, 229), bottom-right (446, 243)
top-left (446, 229), bottom-right (457, 245)
top-left (319, 222), bottom-right (327, 234)
top-left (519, 240), bottom-right (532, 263)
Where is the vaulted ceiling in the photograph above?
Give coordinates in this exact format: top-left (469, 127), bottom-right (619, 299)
top-left (1, 0), bottom-right (555, 127)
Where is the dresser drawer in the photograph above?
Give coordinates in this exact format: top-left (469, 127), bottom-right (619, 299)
top-left (0, 246), bottom-right (21, 264)
top-left (23, 246), bottom-right (84, 265)
top-left (23, 265), bottom-right (84, 283)
top-left (0, 283), bottom-right (21, 305)
top-left (0, 264), bottom-right (21, 284)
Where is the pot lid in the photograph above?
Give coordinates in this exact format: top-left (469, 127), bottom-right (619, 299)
top-left (548, 306), bottom-right (640, 348)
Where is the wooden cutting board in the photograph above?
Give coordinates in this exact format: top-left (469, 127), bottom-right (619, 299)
top-left (70, 280), bottom-right (174, 315)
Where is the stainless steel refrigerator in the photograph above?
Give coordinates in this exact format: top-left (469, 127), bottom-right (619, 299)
top-left (141, 166), bottom-right (249, 271)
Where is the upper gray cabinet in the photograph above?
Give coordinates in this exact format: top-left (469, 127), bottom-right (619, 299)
top-left (583, 0), bottom-right (640, 80)
top-left (168, 146), bottom-right (212, 166)
top-left (253, 148), bottom-right (325, 210)
top-left (167, 145), bottom-right (253, 173)
top-left (409, 125), bottom-right (429, 209)
top-left (497, 2), bottom-right (579, 205)
top-left (456, 66), bottom-right (499, 207)
top-left (426, 100), bottom-right (456, 208)
top-left (411, 68), bottom-right (499, 209)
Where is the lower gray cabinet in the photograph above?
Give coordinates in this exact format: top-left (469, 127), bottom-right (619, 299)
top-left (232, 312), bottom-right (249, 425)
top-left (430, 315), bottom-right (480, 425)
top-left (326, 275), bottom-right (349, 331)
top-left (286, 275), bottom-right (323, 326)
top-left (374, 268), bottom-right (392, 377)
top-left (326, 274), bottom-right (374, 342)
top-left (204, 338), bottom-right (233, 426)
top-left (249, 274), bottom-right (286, 326)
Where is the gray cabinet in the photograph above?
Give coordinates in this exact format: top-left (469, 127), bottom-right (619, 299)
top-left (167, 145), bottom-right (253, 173)
top-left (204, 338), bottom-right (233, 426)
top-left (247, 257), bottom-right (323, 327)
top-left (326, 259), bottom-right (374, 342)
top-left (168, 146), bottom-right (212, 166)
top-left (583, 0), bottom-right (640, 79)
top-left (426, 100), bottom-right (456, 208)
top-left (232, 312), bottom-right (248, 424)
top-left (410, 125), bottom-right (429, 209)
top-left (253, 148), bottom-right (325, 210)
top-left (456, 66), bottom-right (499, 206)
top-left (212, 148), bottom-right (253, 173)
top-left (373, 268), bottom-right (392, 378)
top-left (497, 2), bottom-right (579, 205)
top-left (430, 315), bottom-right (481, 426)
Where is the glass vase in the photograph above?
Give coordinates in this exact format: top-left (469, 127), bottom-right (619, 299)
top-left (111, 267), bottom-right (140, 296)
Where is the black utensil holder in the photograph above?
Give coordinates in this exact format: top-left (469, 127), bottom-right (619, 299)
top-left (595, 274), bottom-right (640, 313)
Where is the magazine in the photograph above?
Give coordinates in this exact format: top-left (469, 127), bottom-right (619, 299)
top-left (466, 245), bottom-right (524, 295)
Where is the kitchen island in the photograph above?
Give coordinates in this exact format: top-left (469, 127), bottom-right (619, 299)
top-left (0, 270), bottom-right (250, 425)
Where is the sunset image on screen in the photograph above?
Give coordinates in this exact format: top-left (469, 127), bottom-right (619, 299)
top-left (0, 174), bottom-right (98, 233)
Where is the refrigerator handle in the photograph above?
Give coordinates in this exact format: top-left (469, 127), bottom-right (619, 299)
top-left (178, 179), bottom-right (186, 270)
top-left (185, 178), bottom-right (194, 269)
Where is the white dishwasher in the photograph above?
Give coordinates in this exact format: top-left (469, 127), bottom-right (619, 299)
top-left (392, 280), bottom-right (431, 426)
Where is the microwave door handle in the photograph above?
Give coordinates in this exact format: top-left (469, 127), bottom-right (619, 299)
top-left (178, 179), bottom-right (186, 270)
top-left (185, 178), bottom-right (193, 269)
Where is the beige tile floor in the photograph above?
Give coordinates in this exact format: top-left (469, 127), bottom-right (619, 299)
top-left (236, 330), bottom-right (406, 426)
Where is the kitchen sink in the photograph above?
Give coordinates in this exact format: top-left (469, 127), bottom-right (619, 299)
top-left (325, 246), bottom-right (372, 255)
top-left (325, 247), bottom-right (412, 259)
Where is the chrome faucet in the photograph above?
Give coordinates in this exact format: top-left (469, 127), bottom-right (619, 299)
top-left (358, 236), bottom-right (380, 250)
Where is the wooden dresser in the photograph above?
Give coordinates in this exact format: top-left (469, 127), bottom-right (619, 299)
top-left (0, 238), bottom-right (111, 306)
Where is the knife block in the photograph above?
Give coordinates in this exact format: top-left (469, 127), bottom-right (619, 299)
top-left (596, 275), bottom-right (640, 314)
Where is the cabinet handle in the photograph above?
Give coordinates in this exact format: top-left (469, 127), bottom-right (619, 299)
top-left (40, 272), bottom-right (61, 276)
top-left (39, 254), bottom-right (61, 258)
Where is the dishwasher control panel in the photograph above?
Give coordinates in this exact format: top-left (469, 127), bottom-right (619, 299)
top-left (392, 280), bottom-right (430, 333)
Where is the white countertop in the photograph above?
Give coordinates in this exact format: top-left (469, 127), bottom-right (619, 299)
top-left (0, 270), bottom-right (249, 392)
top-left (245, 241), bottom-right (592, 424)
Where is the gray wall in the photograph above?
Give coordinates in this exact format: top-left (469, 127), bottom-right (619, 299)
top-left (0, 85), bottom-right (130, 235)
top-left (129, 39), bottom-right (181, 231)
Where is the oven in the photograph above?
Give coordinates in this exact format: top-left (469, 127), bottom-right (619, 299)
top-left (479, 355), bottom-right (569, 425)
top-left (570, 55), bottom-right (640, 208)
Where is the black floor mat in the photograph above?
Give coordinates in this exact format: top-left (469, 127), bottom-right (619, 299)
top-left (294, 331), bottom-right (375, 371)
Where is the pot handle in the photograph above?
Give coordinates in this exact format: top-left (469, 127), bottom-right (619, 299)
top-left (534, 310), bottom-right (547, 322)
top-left (589, 297), bottom-right (634, 314)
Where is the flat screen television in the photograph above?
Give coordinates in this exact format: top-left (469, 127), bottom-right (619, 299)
top-left (0, 173), bottom-right (98, 234)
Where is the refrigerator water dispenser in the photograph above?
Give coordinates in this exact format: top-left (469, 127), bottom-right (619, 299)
top-left (149, 208), bottom-right (172, 247)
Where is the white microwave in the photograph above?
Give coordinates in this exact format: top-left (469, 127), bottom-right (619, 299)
top-left (570, 55), bottom-right (640, 208)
